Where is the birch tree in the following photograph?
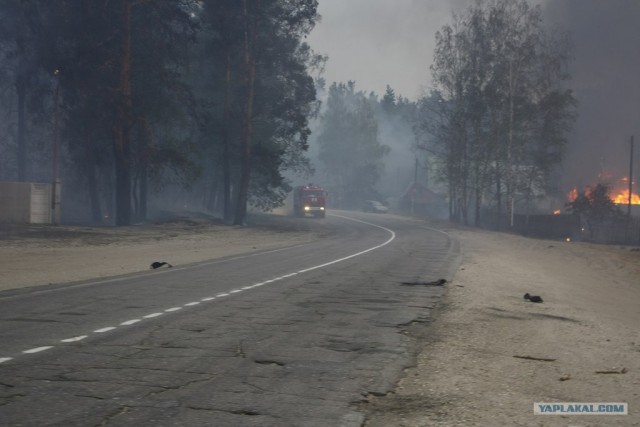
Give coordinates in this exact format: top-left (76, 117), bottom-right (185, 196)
top-left (423, 0), bottom-right (576, 226)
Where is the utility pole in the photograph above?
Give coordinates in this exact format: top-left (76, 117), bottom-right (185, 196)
top-left (51, 69), bottom-right (61, 225)
top-left (628, 135), bottom-right (634, 218)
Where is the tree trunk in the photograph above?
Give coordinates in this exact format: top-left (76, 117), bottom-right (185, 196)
top-left (16, 73), bottom-right (26, 181)
top-left (222, 46), bottom-right (233, 222)
top-left (234, 0), bottom-right (259, 226)
top-left (88, 168), bottom-right (102, 224)
top-left (139, 160), bottom-right (148, 221)
top-left (474, 160), bottom-right (481, 227)
top-left (85, 129), bottom-right (102, 224)
top-left (115, 0), bottom-right (133, 226)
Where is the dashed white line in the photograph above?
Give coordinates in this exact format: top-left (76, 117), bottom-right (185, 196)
top-left (23, 346), bottom-right (53, 354)
top-left (94, 327), bottom-right (116, 333)
top-left (7, 214), bottom-right (396, 365)
top-left (61, 336), bottom-right (88, 343)
top-left (143, 312), bottom-right (163, 319)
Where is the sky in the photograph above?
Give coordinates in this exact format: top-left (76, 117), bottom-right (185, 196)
top-left (307, 0), bottom-right (472, 99)
top-left (307, 0), bottom-right (640, 193)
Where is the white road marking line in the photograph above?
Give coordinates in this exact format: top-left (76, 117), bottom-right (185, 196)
top-left (23, 346), bottom-right (53, 354)
top-left (297, 215), bottom-right (395, 274)
top-left (4, 246), bottom-right (306, 300)
top-left (143, 312), bottom-right (163, 319)
top-left (9, 214), bottom-right (397, 364)
top-left (61, 335), bottom-right (88, 343)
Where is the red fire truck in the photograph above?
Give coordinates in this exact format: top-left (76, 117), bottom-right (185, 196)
top-left (293, 184), bottom-right (327, 218)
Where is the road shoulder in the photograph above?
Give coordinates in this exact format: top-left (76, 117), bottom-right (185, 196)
top-left (363, 225), bottom-right (640, 426)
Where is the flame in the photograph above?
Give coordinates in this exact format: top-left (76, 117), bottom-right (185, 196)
top-left (567, 180), bottom-right (640, 206)
top-left (553, 209), bottom-right (561, 215)
top-left (612, 177), bottom-right (640, 205)
top-left (612, 189), bottom-right (640, 205)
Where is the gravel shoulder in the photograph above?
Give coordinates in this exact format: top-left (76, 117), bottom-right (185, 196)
top-left (363, 223), bottom-right (640, 427)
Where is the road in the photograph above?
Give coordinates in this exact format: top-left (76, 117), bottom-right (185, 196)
top-left (0, 212), bottom-right (459, 427)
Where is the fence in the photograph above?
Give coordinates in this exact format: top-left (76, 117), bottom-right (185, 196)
top-left (479, 210), bottom-right (640, 245)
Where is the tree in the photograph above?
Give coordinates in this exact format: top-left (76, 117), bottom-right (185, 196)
top-left (37, 0), bottom-right (199, 224)
top-left (421, 0), bottom-right (576, 226)
top-left (566, 184), bottom-right (622, 238)
top-left (380, 85), bottom-right (397, 114)
top-left (200, 0), bottom-right (320, 225)
top-left (0, 1), bottom-right (54, 182)
top-left (0, 0), bottom-right (320, 226)
top-left (199, 0), bottom-right (245, 222)
top-left (316, 82), bottom-right (389, 208)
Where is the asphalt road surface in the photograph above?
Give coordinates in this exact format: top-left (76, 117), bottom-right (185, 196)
top-left (0, 212), bottom-right (459, 427)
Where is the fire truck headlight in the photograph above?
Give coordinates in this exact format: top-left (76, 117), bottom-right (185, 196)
top-left (304, 206), bottom-right (310, 211)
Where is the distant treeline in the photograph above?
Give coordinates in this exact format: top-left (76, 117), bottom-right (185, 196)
top-left (0, 0), bottom-right (577, 228)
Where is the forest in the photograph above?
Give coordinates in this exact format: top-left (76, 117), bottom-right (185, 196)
top-left (0, 0), bottom-right (323, 225)
top-left (0, 0), bottom-right (576, 227)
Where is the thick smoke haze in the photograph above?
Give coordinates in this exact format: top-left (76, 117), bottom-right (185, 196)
top-left (307, 0), bottom-right (473, 99)
top-left (543, 1), bottom-right (640, 192)
top-left (308, 0), bottom-right (639, 197)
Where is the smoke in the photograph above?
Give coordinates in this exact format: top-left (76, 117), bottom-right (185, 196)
top-left (307, 0), bottom-right (473, 99)
top-left (308, 0), bottom-right (640, 202)
top-left (542, 0), bottom-right (640, 191)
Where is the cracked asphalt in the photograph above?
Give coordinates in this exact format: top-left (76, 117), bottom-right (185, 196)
top-left (0, 212), bottom-right (459, 426)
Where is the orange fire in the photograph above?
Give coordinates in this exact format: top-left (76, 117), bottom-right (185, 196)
top-left (611, 176), bottom-right (640, 205)
top-left (567, 187), bottom-right (579, 202)
top-left (553, 209), bottom-right (561, 215)
top-left (567, 178), bottom-right (640, 206)
top-left (611, 189), bottom-right (640, 205)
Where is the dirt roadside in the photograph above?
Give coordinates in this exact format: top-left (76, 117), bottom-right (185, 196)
top-left (363, 224), bottom-right (640, 427)
top-left (1, 214), bottom-right (639, 426)
top-left (0, 213), bottom-right (321, 292)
